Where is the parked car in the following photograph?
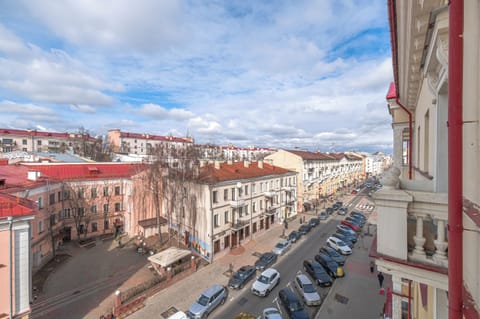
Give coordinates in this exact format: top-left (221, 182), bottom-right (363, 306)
top-left (332, 232), bottom-right (354, 248)
top-left (298, 224), bottom-right (311, 235)
top-left (308, 217), bottom-right (320, 228)
top-left (251, 268), bottom-right (280, 297)
top-left (341, 220), bottom-right (361, 232)
top-left (338, 207), bottom-right (347, 215)
top-left (346, 216), bottom-right (365, 226)
top-left (272, 240), bottom-right (292, 255)
top-left (288, 231), bottom-right (300, 243)
top-left (332, 203), bottom-right (340, 210)
top-left (228, 265), bottom-right (257, 289)
top-left (351, 189), bottom-right (358, 195)
top-left (350, 211), bottom-right (366, 220)
top-left (319, 211), bottom-right (328, 220)
top-left (319, 246), bottom-right (346, 266)
top-left (278, 287), bottom-right (310, 319)
top-left (293, 274), bottom-right (321, 306)
top-left (255, 252), bottom-right (278, 270)
top-left (315, 253), bottom-right (344, 278)
top-left (336, 201), bottom-right (343, 207)
top-left (262, 307), bottom-right (283, 319)
top-left (336, 224), bottom-right (356, 236)
top-left (326, 207), bottom-right (334, 215)
top-left (302, 259), bottom-right (333, 287)
top-left (326, 236), bottom-right (352, 255)
top-left (186, 284), bottom-right (228, 319)
top-left (336, 229), bottom-right (357, 243)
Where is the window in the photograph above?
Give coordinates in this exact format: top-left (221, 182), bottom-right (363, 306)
top-left (104, 220), bottom-right (109, 230)
top-left (78, 207), bottom-right (85, 217)
top-left (103, 187), bottom-right (109, 197)
top-left (260, 200), bottom-right (263, 210)
top-left (252, 183), bottom-right (256, 194)
top-left (49, 193), bottom-right (55, 205)
top-left (22, 139), bottom-right (27, 145)
top-left (252, 202), bottom-right (256, 212)
top-left (37, 140), bottom-right (42, 146)
top-left (245, 205), bottom-right (249, 215)
top-left (103, 204), bottom-right (109, 214)
top-left (38, 220), bottom-right (43, 234)
top-left (91, 222), bottom-right (98, 232)
top-left (238, 207), bottom-right (243, 217)
top-left (224, 211), bottom-right (229, 224)
top-left (63, 208), bottom-right (71, 218)
top-left (79, 224), bottom-right (85, 234)
top-left (91, 187), bottom-right (97, 198)
top-left (115, 186), bottom-right (121, 196)
top-left (231, 188), bottom-right (236, 200)
top-left (50, 214), bottom-right (56, 225)
top-left (58, 191), bottom-right (62, 202)
top-left (224, 189), bottom-right (228, 201)
top-left (78, 188), bottom-right (85, 199)
top-left (214, 214), bottom-right (219, 227)
top-left (37, 197), bottom-right (43, 209)
top-left (213, 191), bottom-right (218, 203)
top-left (115, 203), bottom-right (121, 212)
top-left (91, 205), bottom-right (97, 214)
top-left (244, 185), bottom-right (248, 196)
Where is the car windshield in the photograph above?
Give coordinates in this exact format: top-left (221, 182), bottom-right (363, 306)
top-left (258, 275), bottom-right (270, 284)
top-left (265, 309), bottom-right (280, 315)
top-left (233, 272), bottom-right (243, 279)
top-left (313, 266), bottom-right (325, 274)
top-left (338, 240), bottom-right (347, 247)
top-left (275, 243), bottom-right (285, 248)
top-left (303, 283), bottom-right (316, 293)
top-left (197, 294), bottom-right (209, 306)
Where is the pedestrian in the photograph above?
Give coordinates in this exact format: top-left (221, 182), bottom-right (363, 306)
top-left (377, 272), bottom-right (385, 288)
top-left (370, 260), bottom-right (375, 273)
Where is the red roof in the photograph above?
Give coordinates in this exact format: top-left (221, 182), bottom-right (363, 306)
top-left (198, 162), bottom-right (295, 183)
top-left (386, 82), bottom-right (397, 99)
top-left (21, 163), bottom-right (146, 181)
top-left (287, 150), bottom-right (336, 160)
top-left (0, 193), bottom-right (36, 218)
top-left (0, 128), bottom-right (97, 142)
top-left (120, 131), bottom-right (192, 143)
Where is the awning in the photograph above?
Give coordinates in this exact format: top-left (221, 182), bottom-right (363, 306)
top-left (148, 247), bottom-right (191, 268)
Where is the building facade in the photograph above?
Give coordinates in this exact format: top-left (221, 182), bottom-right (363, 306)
top-left (264, 150), bottom-right (364, 212)
top-left (107, 129), bottom-right (194, 155)
top-left (0, 194), bottom-right (36, 319)
top-left (0, 128), bottom-right (96, 155)
top-left (375, 1), bottom-right (480, 318)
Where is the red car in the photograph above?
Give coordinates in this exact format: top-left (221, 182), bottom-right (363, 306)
top-left (341, 220), bottom-right (361, 232)
top-left (351, 189), bottom-right (358, 195)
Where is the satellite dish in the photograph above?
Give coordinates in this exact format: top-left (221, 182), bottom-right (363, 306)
top-left (236, 182), bottom-right (242, 189)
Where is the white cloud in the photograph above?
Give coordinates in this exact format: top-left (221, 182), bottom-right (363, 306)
top-left (69, 104), bottom-right (96, 113)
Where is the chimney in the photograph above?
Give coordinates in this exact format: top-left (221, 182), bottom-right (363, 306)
top-left (258, 160), bottom-right (263, 169)
top-left (27, 171), bottom-right (41, 181)
top-left (214, 161), bottom-right (221, 170)
top-left (243, 160), bottom-right (250, 168)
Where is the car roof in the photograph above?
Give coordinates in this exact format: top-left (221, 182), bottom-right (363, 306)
top-left (280, 287), bottom-right (298, 300)
top-left (296, 274), bottom-right (313, 285)
top-left (261, 268), bottom-right (278, 276)
top-left (201, 284), bottom-right (224, 297)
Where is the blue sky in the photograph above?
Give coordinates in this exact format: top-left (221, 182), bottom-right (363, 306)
top-left (0, 0), bottom-right (393, 153)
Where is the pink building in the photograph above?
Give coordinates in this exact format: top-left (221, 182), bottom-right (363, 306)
top-left (0, 194), bottom-right (36, 319)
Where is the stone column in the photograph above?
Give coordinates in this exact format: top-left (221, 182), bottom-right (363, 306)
top-left (412, 215), bottom-right (426, 257)
top-left (433, 219), bottom-right (448, 262)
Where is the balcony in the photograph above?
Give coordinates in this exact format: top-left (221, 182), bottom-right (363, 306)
top-left (281, 185), bottom-right (296, 192)
top-left (230, 199), bottom-right (245, 208)
top-left (374, 170), bottom-right (448, 272)
top-left (286, 200), bottom-right (296, 207)
top-left (231, 219), bottom-right (248, 230)
top-left (265, 208), bottom-right (276, 216)
top-left (264, 191), bottom-right (275, 198)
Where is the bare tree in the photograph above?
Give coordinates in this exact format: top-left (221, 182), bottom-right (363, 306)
top-left (62, 182), bottom-right (90, 241)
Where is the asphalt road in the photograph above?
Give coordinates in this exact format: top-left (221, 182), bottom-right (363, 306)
top-left (210, 193), bottom-right (366, 318)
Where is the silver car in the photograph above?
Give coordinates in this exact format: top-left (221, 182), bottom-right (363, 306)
top-left (272, 240), bottom-right (291, 255)
top-left (294, 274), bottom-right (321, 306)
top-left (186, 284), bottom-right (228, 318)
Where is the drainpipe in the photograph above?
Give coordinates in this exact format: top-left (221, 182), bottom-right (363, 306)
top-left (448, 0), bottom-right (464, 318)
top-left (408, 280), bottom-right (412, 319)
top-left (395, 97), bottom-right (413, 180)
top-left (8, 216), bottom-right (13, 319)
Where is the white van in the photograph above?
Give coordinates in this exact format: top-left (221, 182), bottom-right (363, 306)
top-left (166, 311), bottom-right (188, 319)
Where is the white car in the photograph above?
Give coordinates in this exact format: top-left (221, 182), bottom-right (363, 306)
top-left (326, 236), bottom-right (352, 255)
top-left (262, 307), bottom-right (283, 319)
top-left (251, 268), bottom-right (280, 297)
top-left (272, 240), bottom-right (291, 255)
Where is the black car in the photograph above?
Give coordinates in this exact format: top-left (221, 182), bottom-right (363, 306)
top-left (332, 203), bottom-right (340, 211)
top-left (332, 233), bottom-right (354, 248)
top-left (315, 253), bottom-right (344, 278)
top-left (326, 207), bottom-right (334, 215)
top-left (346, 216), bottom-right (365, 226)
top-left (278, 287), bottom-right (309, 319)
top-left (228, 265), bottom-right (256, 289)
top-left (336, 229), bottom-right (357, 243)
top-left (302, 260), bottom-right (332, 287)
top-left (288, 231), bottom-right (300, 243)
top-left (298, 224), bottom-right (311, 235)
top-left (319, 246), bottom-right (346, 266)
top-left (335, 201), bottom-right (343, 207)
top-left (255, 252), bottom-right (278, 270)
top-left (350, 211), bottom-right (366, 220)
top-left (308, 217), bottom-right (320, 228)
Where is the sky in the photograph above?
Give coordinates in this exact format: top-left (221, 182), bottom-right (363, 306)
top-left (0, 0), bottom-right (394, 154)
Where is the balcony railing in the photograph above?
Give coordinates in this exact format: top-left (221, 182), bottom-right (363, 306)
top-left (264, 191), bottom-right (275, 198)
top-left (231, 219), bottom-right (248, 230)
top-left (229, 199), bottom-right (245, 208)
top-left (375, 180), bottom-right (448, 270)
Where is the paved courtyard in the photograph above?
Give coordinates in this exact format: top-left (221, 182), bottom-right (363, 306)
top-left (32, 236), bottom-right (153, 319)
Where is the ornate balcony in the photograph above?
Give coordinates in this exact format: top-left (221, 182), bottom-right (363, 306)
top-left (229, 199), bottom-right (245, 208)
top-left (264, 191), bottom-right (275, 198)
